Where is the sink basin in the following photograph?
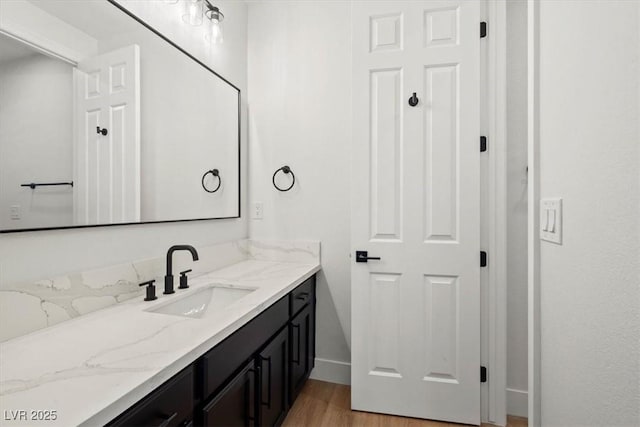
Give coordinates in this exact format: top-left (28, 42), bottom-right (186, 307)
top-left (147, 285), bottom-right (254, 319)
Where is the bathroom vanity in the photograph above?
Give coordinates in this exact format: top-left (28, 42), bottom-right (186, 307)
top-left (0, 242), bottom-right (320, 427)
top-left (108, 276), bottom-right (316, 427)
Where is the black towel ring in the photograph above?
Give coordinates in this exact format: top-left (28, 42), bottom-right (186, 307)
top-left (202, 169), bottom-right (221, 193)
top-left (272, 165), bottom-right (295, 192)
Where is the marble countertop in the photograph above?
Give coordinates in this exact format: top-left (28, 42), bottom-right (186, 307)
top-left (0, 259), bottom-right (320, 426)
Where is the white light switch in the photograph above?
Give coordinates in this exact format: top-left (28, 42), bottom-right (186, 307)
top-left (540, 198), bottom-right (562, 244)
top-left (252, 202), bottom-right (263, 220)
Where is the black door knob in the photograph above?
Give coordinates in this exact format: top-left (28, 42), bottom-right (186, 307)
top-left (355, 250), bottom-right (381, 263)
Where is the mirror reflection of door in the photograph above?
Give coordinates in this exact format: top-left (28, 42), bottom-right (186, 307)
top-left (73, 45), bottom-right (140, 225)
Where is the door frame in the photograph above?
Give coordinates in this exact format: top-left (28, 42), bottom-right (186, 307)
top-left (482, 0), bottom-right (508, 425)
top-left (527, 1), bottom-right (541, 426)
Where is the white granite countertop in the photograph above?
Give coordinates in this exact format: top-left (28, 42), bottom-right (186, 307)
top-left (0, 259), bottom-right (320, 426)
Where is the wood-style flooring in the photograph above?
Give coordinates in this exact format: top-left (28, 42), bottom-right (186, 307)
top-left (282, 380), bottom-right (527, 427)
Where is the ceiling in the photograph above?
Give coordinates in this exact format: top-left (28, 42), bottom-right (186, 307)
top-left (27, 0), bottom-right (139, 40)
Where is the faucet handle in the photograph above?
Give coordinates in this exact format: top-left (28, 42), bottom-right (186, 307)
top-left (179, 269), bottom-right (192, 289)
top-left (139, 280), bottom-right (158, 301)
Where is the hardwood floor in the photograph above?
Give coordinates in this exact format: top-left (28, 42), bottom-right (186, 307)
top-left (283, 380), bottom-right (527, 427)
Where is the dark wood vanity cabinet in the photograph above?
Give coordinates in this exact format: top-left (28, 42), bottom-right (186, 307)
top-left (257, 327), bottom-right (289, 426)
top-left (108, 275), bottom-right (316, 427)
top-left (108, 366), bottom-right (195, 427)
top-left (289, 303), bottom-right (315, 404)
top-left (201, 360), bottom-right (257, 427)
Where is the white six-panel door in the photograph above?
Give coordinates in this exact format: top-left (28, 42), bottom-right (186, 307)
top-left (74, 45), bottom-right (140, 225)
top-left (351, 1), bottom-right (481, 424)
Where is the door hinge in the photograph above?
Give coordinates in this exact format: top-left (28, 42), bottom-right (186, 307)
top-left (481, 366), bottom-right (488, 383)
top-left (480, 22), bottom-right (487, 38)
top-left (480, 136), bottom-right (487, 152)
top-left (480, 251), bottom-right (487, 267)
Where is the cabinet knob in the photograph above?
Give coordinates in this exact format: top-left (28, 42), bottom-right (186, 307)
top-left (156, 412), bottom-right (177, 427)
top-left (292, 323), bottom-right (301, 365)
top-left (295, 292), bottom-right (309, 301)
top-left (260, 356), bottom-right (272, 409)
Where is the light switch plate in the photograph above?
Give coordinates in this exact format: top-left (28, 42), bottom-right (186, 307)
top-left (540, 198), bottom-right (562, 244)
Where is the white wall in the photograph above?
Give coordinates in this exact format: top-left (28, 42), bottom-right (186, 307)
top-left (0, 53), bottom-right (74, 229)
top-left (0, 0), bottom-right (248, 286)
top-left (538, 1), bottom-right (640, 425)
top-left (247, 1), bottom-right (352, 368)
top-left (505, 0), bottom-right (528, 415)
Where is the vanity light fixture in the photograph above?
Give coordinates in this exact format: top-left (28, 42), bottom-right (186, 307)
top-left (183, 0), bottom-right (204, 26)
top-left (204, 2), bottom-right (224, 44)
top-left (171, 0), bottom-right (224, 44)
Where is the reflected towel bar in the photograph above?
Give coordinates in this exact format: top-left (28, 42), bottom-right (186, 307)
top-left (21, 182), bottom-right (74, 190)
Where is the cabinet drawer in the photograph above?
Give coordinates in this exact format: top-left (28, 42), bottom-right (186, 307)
top-left (200, 296), bottom-right (289, 400)
top-left (108, 366), bottom-right (194, 427)
top-left (289, 277), bottom-right (315, 317)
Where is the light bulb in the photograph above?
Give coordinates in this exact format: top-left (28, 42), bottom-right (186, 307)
top-left (204, 4), bottom-right (224, 44)
top-left (206, 18), bottom-right (224, 44)
top-left (182, 0), bottom-right (203, 26)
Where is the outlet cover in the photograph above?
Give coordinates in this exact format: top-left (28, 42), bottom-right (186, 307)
top-left (252, 202), bottom-right (263, 220)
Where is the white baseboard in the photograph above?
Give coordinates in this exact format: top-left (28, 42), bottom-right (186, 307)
top-left (310, 358), bottom-right (351, 385)
top-left (507, 388), bottom-right (528, 418)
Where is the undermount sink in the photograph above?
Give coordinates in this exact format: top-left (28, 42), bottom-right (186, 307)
top-left (146, 285), bottom-right (255, 319)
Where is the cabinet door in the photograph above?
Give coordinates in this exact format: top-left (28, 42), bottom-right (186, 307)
top-left (199, 297), bottom-right (289, 401)
top-left (289, 303), bottom-right (314, 403)
top-left (201, 360), bottom-right (256, 427)
top-left (258, 327), bottom-right (289, 427)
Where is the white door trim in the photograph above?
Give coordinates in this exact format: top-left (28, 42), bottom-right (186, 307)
top-left (527, 0), bottom-right (542, 425)
top-left (483, 0), bottom-right (508, 425)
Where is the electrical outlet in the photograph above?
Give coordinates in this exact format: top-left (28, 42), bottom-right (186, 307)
top-left (10, 205), bottom-right (20, 220)
top-left (252, 202), bottom-right (263, 220)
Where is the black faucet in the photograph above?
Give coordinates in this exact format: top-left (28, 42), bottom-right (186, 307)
top-left (164, 245), bottom-right (199, 294)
